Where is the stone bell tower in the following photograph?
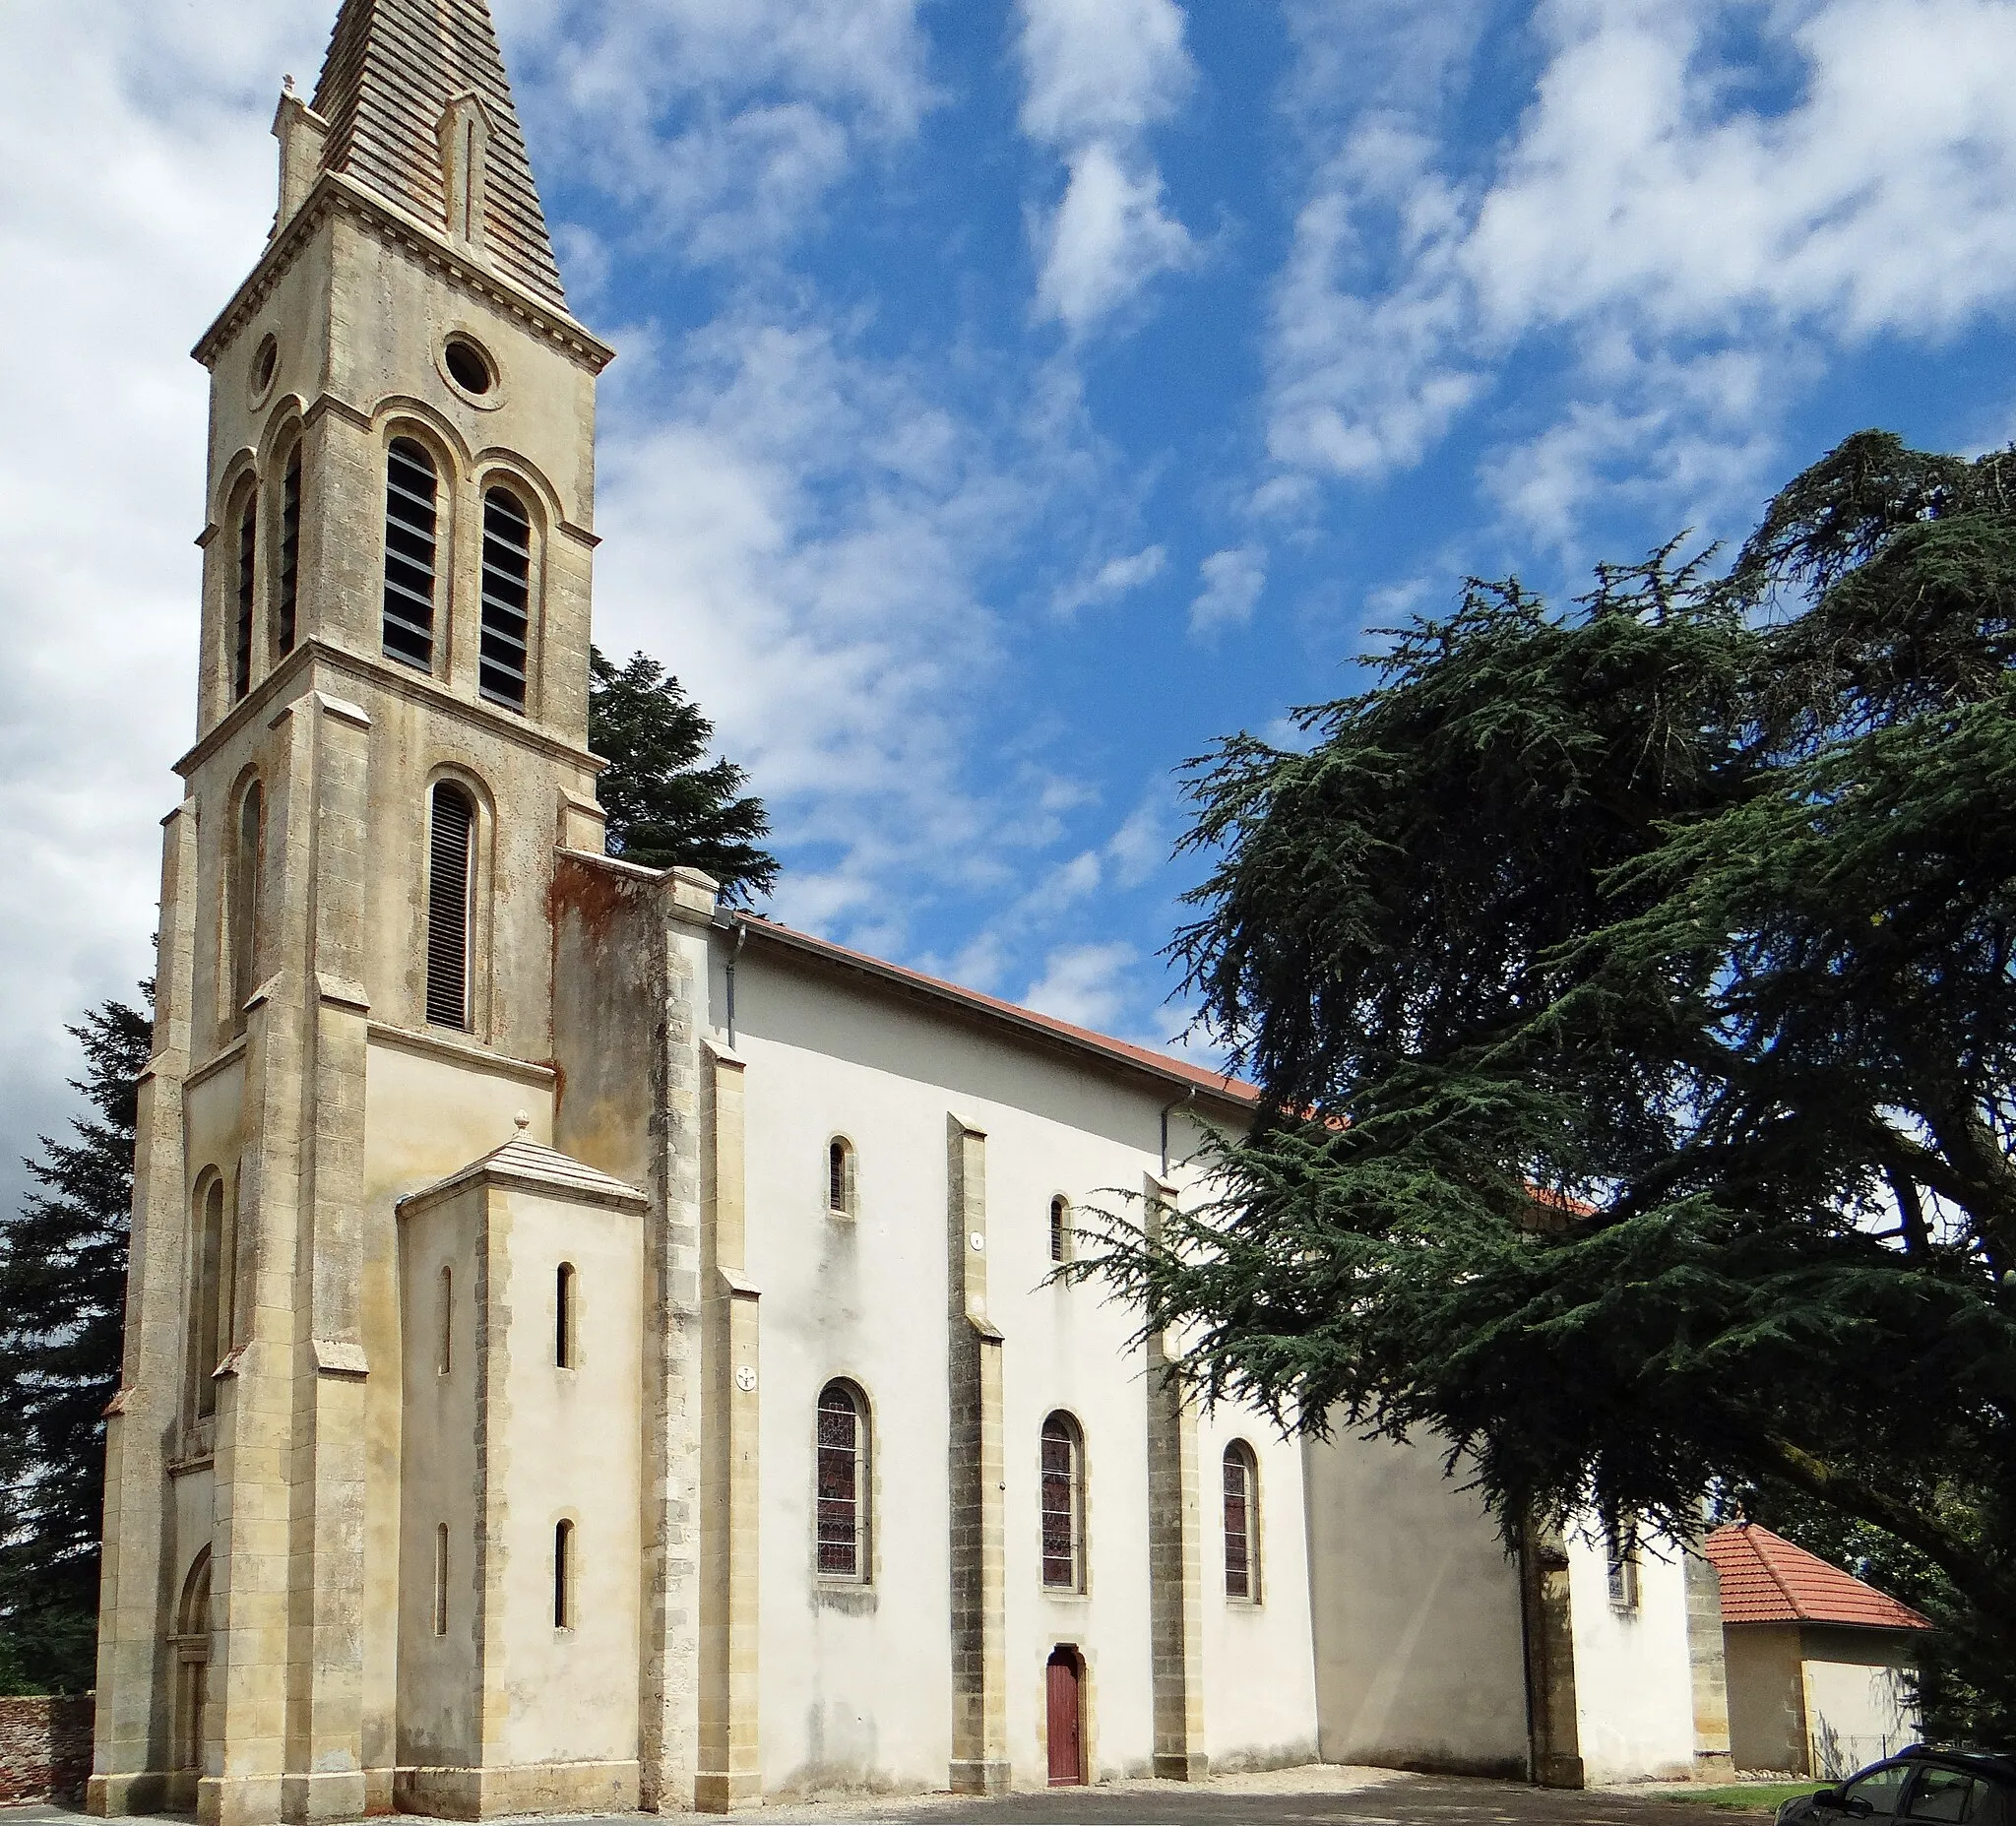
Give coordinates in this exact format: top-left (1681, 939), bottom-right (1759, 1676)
top-left (89, 3), bottom-right (615, 1820)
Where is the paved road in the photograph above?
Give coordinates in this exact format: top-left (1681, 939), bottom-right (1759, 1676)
top-left (5, 1765), bottom-right (1776, 1826)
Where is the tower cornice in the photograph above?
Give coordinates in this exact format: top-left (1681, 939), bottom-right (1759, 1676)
top-left (191, 170), bottom-right (613, 375)
top-left (173, 636), bottom-right (607, 783)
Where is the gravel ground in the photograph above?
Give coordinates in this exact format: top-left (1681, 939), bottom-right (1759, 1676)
top-left (3, 1764), bottom-right (1785, 1826)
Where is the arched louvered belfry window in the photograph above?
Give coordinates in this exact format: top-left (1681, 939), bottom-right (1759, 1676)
top-left (1223, 1441), bottom-right (1259, 1601)
top-left (478, 485), bottom-right (533, 712)
top-left (383, 438), bottom-right (439, 670)
top-left (231, 483), bottom-right (258, 700)
top-left (1049, 1195), bottom-right (1071, 1264)
top-left (425, 783), bottom-right (474, 1029)
top-left (816, 1381), bottom-right (869, 1581)
top-left (275, 443), bottom-right (301, 658)
top-left (1040, 1412), bottom-right (1085, 1591)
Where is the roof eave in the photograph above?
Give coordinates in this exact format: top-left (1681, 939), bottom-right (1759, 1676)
top-left (191, 171), bottom-right (613, 372)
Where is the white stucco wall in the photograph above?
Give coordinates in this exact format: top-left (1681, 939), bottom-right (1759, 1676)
top-left (1565, 1527), bottom-right (1699, 1784)
top-left (1801, 1627), bottom-right (1919, 1780)
top-left (731, 949), bottom-right (1318, 1795)
top-left (1302, 1430), bottom-right (1531, 1777)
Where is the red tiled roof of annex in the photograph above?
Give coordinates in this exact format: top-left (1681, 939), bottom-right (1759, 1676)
top-left (1705, 1523), bottom-right (1930, 1631)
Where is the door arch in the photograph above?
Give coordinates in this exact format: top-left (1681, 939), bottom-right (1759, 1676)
top-left (170, 1548), bottom-right (212, 1779)
top-left (1045, 1644), bottom-right (1084, 1787)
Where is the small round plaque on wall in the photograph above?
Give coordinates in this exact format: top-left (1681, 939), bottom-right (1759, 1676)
top-left (969, 1231), bottom-right (985, 1252)
top-left (734, 1365), bottom-right (758, 1393)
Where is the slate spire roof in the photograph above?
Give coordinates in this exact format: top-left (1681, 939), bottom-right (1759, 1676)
top-left (1706, 1523), bottom-right (1931, 1631)
top-left (309, 0), bottom-right (567, 309)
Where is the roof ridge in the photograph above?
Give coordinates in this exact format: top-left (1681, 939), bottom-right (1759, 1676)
top-left (1742, 1523), bottom-right (1808, 1618)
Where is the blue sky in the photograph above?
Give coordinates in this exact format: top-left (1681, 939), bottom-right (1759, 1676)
top-left (3, 0), bottom-right (2016, 1205)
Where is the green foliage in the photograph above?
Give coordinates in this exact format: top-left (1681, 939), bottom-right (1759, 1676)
top-left (588, 648), bottom-right (778, 904)
top-left (1089, 431), bottom-right (2016, 1732)
top-left (0, 992), bottom-right (151, 1695)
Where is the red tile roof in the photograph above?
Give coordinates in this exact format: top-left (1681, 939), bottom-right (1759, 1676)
top-left (1705, 1524), bottom-right (1930, 1631)
top-left (740, 915), bottom-right (1261, 1109)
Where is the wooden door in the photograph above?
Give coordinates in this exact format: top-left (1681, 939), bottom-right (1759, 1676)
top-left (1046, 1647), bottom-right (1083, 1786)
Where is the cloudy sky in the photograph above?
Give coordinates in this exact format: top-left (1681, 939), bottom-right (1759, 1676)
top-left (3, 0), bottom-right (2015, 1210)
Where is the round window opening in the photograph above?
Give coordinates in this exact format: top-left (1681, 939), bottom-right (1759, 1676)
top-left (444, 337), bottom-right (494, 396)
top-left (252, 335), bottom-right (279, 398)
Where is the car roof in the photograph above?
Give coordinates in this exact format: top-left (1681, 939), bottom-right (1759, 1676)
top-left (1887, 1746), bottom-right (2016, 1783)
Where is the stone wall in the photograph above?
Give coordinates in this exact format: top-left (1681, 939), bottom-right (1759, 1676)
top-left (0, 1694), bottom-right (94, 1802)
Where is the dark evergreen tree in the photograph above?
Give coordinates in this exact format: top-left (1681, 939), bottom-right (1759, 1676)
top-left (588, 648), bottom-right (778, 904)
top-left (1086, 431), bottom-right (2016, 1735)
top-left (0, 992), bottom-right (151, 1695)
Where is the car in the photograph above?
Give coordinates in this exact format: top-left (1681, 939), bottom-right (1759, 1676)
top-left (1776, 1746), bottom-right (2016, 1826)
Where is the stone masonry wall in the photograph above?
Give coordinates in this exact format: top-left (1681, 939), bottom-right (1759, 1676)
top-left (0, 1694), bottom-right (94, 1802)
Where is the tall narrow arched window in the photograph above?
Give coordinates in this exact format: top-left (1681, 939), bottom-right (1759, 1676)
top-left (425, 783), bottom-right (474, 1029)
top-left (229, 781), bottom-right (263, 1026)
top-left (553, 1520), bottom-right (575, 1629)
top-left (188, 1176), bottom-right (226, 1420)
top-left (555, 1263), bottom-right (576, 1368)
top-left (232, 484), bottom-right (258, 700)
top-left (433, 1524), bottom-right (450, 1635)
top-left (1223, 1441), bottom-right (1259, 1602)
top-left (383, 438), bottom-right (439, 670)
top-left (1040, 1413), bottom-right (1084, 1591)
top-left (827, 1137), bottom-right (856, 1217)
top-left (1049, 1195), bottom-right (1071, 1265)
top-left (275, 444), bottom-right (301, 658)
top-left (816, 1381), bottom-right (869, 1580)
top-left (478, 485), bottom-right (533, 712)
top-left (436, 1265), bottom-right (454, 1376)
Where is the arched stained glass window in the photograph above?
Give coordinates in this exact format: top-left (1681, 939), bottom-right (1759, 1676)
top-left (1040, 1413), bottom-right (1084, 1591)
top-left (1223, 1441), bottom-right (1259, 1601)
top-left (816, 1381), bottom-right (869, 1580)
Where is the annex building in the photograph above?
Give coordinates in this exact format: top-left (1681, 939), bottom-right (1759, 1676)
top-left (89, 3), bottom-right (1739, 1819)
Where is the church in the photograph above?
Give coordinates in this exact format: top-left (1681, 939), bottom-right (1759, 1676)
top-left (87, 3), bottom-right (1737, 1820)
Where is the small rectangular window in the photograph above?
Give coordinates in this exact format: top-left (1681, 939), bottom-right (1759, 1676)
top-left (433, 1523), bottom-right (449, 1635)
top-left (555, 1263), bottom-right (575, 1368)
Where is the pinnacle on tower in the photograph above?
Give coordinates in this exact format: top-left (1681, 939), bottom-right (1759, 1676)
top-left (309, 0), bottom-right (567, 308)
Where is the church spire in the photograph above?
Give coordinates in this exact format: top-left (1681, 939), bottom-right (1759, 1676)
top-left (308, 0), bottom-right (567, 308)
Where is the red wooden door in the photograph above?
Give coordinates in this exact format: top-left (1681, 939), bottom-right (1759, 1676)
top-left (1046, 1647), bottom-right (1083, 1786)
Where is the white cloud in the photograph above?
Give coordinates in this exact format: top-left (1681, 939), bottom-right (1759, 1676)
top-left (1023, 939), bottom-right (1139, 1030)
top-left (507, 0), bottom-right (933, 262)
top-left (1035, 143), bottom-right (1195, 333)
top-left (1189, 546), bottom-right (1266, 636)
top-left (1052, 541), bottom-right (1166, 614)
top-left (0, 0), bottom-right (334, 1217)
top-left (1017, 0), bottom-right (1194, 143)
top-left (1017, 0), bottom-right (1198, 334)
top-left (1268, 0), bottom-right (2016, 539)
